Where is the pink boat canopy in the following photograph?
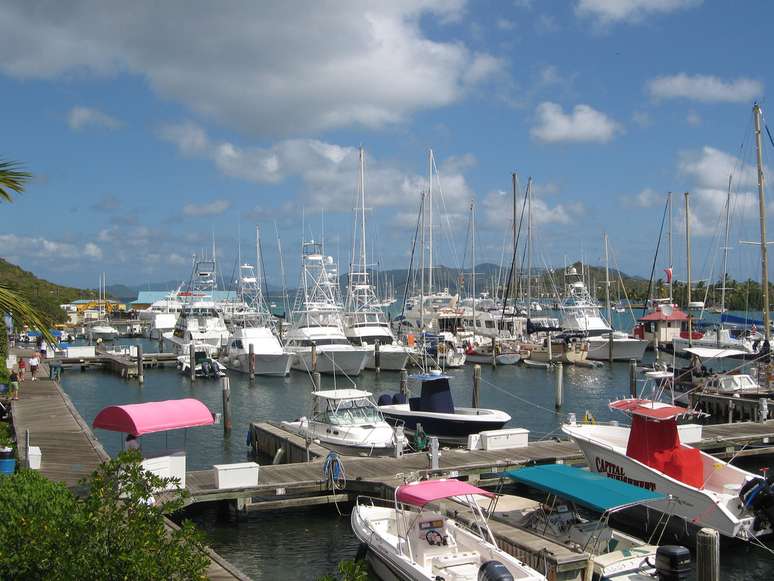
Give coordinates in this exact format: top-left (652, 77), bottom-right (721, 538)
top-left (396, 479), bottom-right (494, 507)
top-left (93, 398), bottom-right (215, 436)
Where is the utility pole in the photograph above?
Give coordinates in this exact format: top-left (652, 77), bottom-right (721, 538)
top-left (685, 192), bottom-right (693, 347)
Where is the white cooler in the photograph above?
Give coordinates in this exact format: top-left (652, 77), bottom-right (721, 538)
top-left (28, 446), bottom-right (42, 470)
top-left (214, 462), bottom-right (260, 489)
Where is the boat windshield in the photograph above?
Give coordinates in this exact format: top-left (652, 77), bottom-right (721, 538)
top-left (317, 398), bottom-right (383, 425)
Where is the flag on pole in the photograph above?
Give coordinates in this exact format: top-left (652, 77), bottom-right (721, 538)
top-left (664, 267), bottom-right (673, 284)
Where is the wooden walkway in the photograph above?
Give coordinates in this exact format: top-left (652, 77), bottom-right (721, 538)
top-left (8, 352), bottom-right (249, 581)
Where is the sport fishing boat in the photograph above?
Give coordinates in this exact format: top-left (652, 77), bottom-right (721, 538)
top-left (377, 371), bottom-right (510, 442)
top-left (351, 479), bottom-right (546, 581)
top-left (282, 389), bottom-right (406, 456)
top-left (500, 464), bottom-right (688, 581)
top-left (285, 242), bottom-right (369, 376)
top-left (563, 398), bottom-right (774, 539)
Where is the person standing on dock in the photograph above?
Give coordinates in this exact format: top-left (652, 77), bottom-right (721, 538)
top-left (28, 355), bottom-right (39, 381)
top-left (17, 357), bottom-right (26, 382)
top-left (125, 434), bottom-right (141, 454)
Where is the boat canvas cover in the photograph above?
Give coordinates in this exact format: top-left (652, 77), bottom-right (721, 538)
top-left (683, 347), bottom-right (748, 359)
top-left (93, 398), bottom-right (214, 436)
top-left (609, 399), bottom-right (697, 420)
top-left (408, 374), bottom-right (455, 414)
top-left (396, 479), bottom-right (494, 507)
top-left (502, 464), bottom-right (665, 512)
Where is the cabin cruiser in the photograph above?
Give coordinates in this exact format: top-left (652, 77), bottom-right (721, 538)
top-left (222, 326), bottom-right (292, 376)
top-left (87, 323), bottom-right (119, 342)
top-left (345, 310), bottom-right (413, 371)
top-left (286, 242), bottom-right (369, 376)
top-left (164, 300), bottom-right (230, 356)
top-left (587, 331), bottom-right (647, 361)
top-left (418, 332), bottom-right (466, 368)
top-left (463, 338), bottom-right (523, 365)
top-left (499, 465), bottom-right (682, 581)
top-left (176, 349), bottom-right (227, 378)
top-left (139, 294), bottom-right (182, 340)
top-left (524, 333), bottom-right (589, 364)
top-left (402, 289), bottom-right (459, 331)
top-left (282, 389), bottom-right (406, 456)
top-left (670, 325), bottom-right (761, 358)
top-left (378, 372), bottom-right (510, 443)
top-left (563, 399), bottom-right (774, 539)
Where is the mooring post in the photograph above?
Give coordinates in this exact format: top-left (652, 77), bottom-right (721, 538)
top-left (248, 342), bottom-right (255, 381)
top-left (374, 340), bottom-right (381, 374)
top-left (696, 528), bottom-right (720, 581)
top-left (491, 337), bottom-right (497, 367)
top-left (547, 332), bottom-right (553, 362)
top-left (400, 368), bottom-right (408, 396)
top-left (759, 397), bottom-right (769, 422)
top-left (472, 364), bottom-right (481, 408)
top-left (555, 362), bottom-right (564, 409)
top-left (429, 436), bottom-right (440, 470)
top-left (137, 344), bottom-right (144, 384)
top-left (158, 336), bottom-right (163, 354)
top-left (222, 376), bottom-right (232, 434)
top-left (311, 342), bottom-right (318, 372)
top-left (313, 371), bottom-right (321, 391)
top-left (608, 332), bottom-right (614, 363)
top-left (629, 358), bottom-right (637, 397)
top-left (189, 343), bottom-right (196, 382)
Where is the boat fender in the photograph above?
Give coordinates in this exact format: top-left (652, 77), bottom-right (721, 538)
top-left (477, 560), bottom-right (514, 581)
top-left (377, 394), bottom-right (393, 407)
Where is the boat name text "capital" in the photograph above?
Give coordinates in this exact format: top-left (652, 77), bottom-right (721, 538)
top-left (595, 458), bottom-right (657, 491)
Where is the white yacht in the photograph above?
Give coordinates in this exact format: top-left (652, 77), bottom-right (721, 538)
top-left (344, 147), bottom-right (412, 371)
top-left (671, 326), bottom-right (760, 357)
top-left (140, 293), bottom-right (182, 340)
top-left (285, 242), bottom-right (369, 376)
top-left (282, 389), bottom-right (406, 456)
top-left (88, 323), bottom-right (119, 342)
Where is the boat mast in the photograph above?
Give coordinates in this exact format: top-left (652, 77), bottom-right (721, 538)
top-left (526, 177), bottom-right (533, 319)
top-left (719, 175), bottom-right (732, 344)
top-left (604, 233), bottom-right (611, 328)
top-left (668, 192), bottom-right (673, 304)
top-left (428, 149), bottom-right (434, 296)
top-left (754, 103), bottom-right (771, 343)
top-left (471, 201), bottom-right (476, 339)
top-left (685, 192), bottom-right (693, 347)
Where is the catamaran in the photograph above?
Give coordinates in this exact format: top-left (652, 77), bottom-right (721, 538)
top-left (352, 479), bottom-right (546, 581)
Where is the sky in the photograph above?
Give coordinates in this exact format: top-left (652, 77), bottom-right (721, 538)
top-left (1, 0), bottom-right (773, 291)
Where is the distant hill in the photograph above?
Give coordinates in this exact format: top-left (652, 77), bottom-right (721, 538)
top-left (0, 258), bottom-right (97, 324)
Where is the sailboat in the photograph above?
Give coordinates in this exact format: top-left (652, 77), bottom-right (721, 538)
top-left (343, 147), bottom-right (412, 371)
top-left (88, 273), bottom-right (119, 341)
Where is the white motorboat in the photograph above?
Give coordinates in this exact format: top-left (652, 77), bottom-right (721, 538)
top-left (164, 300), bottom-right (230, 356)
top-left (222, 326), bottom-right (292, 376)
top-left (418, 332), bottom-right (466, 368)
top-left (282, 389), bottom-right (406, 456)
top-left (563, 398), bottom-right (774, 540)
top-left (463, 339), bottom-right (523, 365)
top-left (670, 326), bottom-right (760, 357)
top-left (587, 331), bottom-right (648, 361)
top-left (500, 464), bottom-right (689, 581)
top-left (140, 293), bottom-right (182, 340)
top-left (559, 266), bottom-right (611, 336)
top-left (88, 324), bottom-right (119, 341)
top-left (286, 242), bottom-right (369, 376)
top-left (176, 351), bottom-right (227, 378)
top-left (378, 372), bottom-right (510, 443)
top-left (352, 479), bottom-right (546, 581)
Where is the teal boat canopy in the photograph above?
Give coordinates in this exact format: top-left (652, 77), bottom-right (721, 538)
top-left (502, 464), bottom-right (665, 513)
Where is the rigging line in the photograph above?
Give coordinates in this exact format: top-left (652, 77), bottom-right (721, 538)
top-left (400, 192), bottom-right (424, 323)
top-left (479, 376), bottom-right (562, 416)
top-left (642, 195), bottom-right (670, 317)
top-left (502, 176), bottom-right (529, 318)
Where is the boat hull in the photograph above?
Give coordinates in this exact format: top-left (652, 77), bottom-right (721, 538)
top-left (586, 337), bottom-right (648, 361)
top-left (290, 347), bottom-right (369, 376)
top-left (379, 404), bottom-right (510, 442)
top-left (366, 345), bottom-right (411, 371)
top-left (563, 424), bottom-right (757, 539)
top-left (224, 352), bottom-right (293, 376)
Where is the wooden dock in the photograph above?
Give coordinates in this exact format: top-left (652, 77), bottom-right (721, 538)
top-left (8, 353), bottom-right (250, 581)
top-left (53, 349), bottom-right (179, 379)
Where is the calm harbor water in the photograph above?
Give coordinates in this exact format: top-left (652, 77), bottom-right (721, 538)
top-left (58, 331), bottom-right (774, 579)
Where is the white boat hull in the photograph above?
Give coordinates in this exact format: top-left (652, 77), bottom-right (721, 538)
top-left (366, 344), bottom-right (412, 371)
top-left (563, 423), bottom-right (759, 539)
top-left (224, 352), bottom-right (293, 376)
top-left (290, 346), bottom-right (369, 376)
top-left (586, 337), bottom-right (648, 361)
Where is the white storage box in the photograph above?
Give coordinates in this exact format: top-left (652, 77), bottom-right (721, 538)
top-left (678, 423), bottom-right (703, 444)
top-left (479, 428), bottom-right (529, 451)
top-left (214, 462), bottom-right (260, 489)
top-left (28, 446), bottom-right (42, 470)
top-left (142, 451), bottom-right (186, 490)
top-left (65, 346), bottom-right (96, 358)
top-left (467, 433), bottom-right (482, 451)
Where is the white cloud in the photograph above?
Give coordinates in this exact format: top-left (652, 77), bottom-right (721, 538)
top-left (632, 110), bottom-right (651, 128)
top-left (531, 102), bottom-right (622, 143)
top-left (621, 188), bottom-right (662, 208)
top-left (182, 199), bottom-right (232, 217)
top-left (0, 234), bottom-right (102, 261)
top-left (647, 74), bottom-right (762, 103)
top-left (482, 188), bottom-right (585, 229)
top-left (576, 0), bottom-right (701, 25)
top-left (83, 242), bottom-right (103, 259)
top-left (67, 106), bottom-right (122, 131)
top-left (496, 18), bottom-right (515, 30)
top-left (686, 110), bottom-right (702, 126)
top-left (162, 121), bottom-right (476, 217)
top-left (0, 2), bottom-right (498, 136)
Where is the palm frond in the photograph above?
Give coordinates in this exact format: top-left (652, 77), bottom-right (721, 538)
top-left (0, 283), bottom-right (56, 344)
top-left (0, 159), bottom-right (32, 203)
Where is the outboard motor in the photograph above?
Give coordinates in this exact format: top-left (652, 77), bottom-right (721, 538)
top-left (377, 394), bottom-right (393, 407)
top-left (655, 545), bottom-right (691, 580)
top-left (740, 474), bottom-right (774, 531)
top-left (478, 560), bottom-right (514, 581)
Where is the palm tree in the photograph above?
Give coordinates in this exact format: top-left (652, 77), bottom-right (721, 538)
top-left (1, 159), bottom-right (55, 343)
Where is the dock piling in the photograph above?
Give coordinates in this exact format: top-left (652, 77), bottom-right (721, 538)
top-left (312, 372), bottom-right (321, 391)
top-left (189, 344), bottom-right (196, 382)
top-left (137, 345), bottom-right (144, 384)
top-left (696, 527), bottom-right (719, 581)
top-left (222, 376), bottom-right (232, 434)
top-left (760, 397), bottom-right (769, 422)
top-left (374, 340), bottom-right (381, 374)
top-left (629, 358), bottom-right (637, 397)
top-left (248, 343), bottom-right (255, 381)
top-left (472, 364), bottom-right (481, 408)
top-left (311, 343), bottom-right (318, 372)
top-left (555, 362), bottom-right (564, 409)
top-left (429, 436), bottom-right (440, 470)
top-left (399, 368), bottom-right (408, 396)
top-left (491, 337), bottom-right (497, 367)
top-left (608, 332), bottom-right (614, 363)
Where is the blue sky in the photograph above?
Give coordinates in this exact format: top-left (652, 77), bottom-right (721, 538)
top-left (1, 0), bottom-right (773, 290)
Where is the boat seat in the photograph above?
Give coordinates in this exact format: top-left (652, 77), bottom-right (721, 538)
top-left (432, 551), bottom-right (480, 568)
top-left (432, 554), bottom-right (482, 581)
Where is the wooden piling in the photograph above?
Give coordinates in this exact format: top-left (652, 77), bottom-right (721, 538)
top-left (608, 332), bottom-right (614, 363)
top-left (248, 342), bottom-right (255, 381)
top-left (629, 358), bottom-right (637, 397)
top-left (696, 528), bottom-right (720, 581)
top-left (491, 337), bottom-right (497, 367)
top-left (189, 343), bottom-right (196, 382)
top-left (400, 368), bottom-right (408, 396)
top-left (555, 362), bottom-right (564, 409)
top-left (374, 340), bottom-right (381, 374)
top-left (313, 372), bottom-right (321, 391)
top-left (222, 376), bottom-right (232, 434)
top-left (137, 345), bottom-right (144, 384)
top-left (311, 343), bottom-right (318, 372)
top-left (472, 364), bottom-right (481, 408)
